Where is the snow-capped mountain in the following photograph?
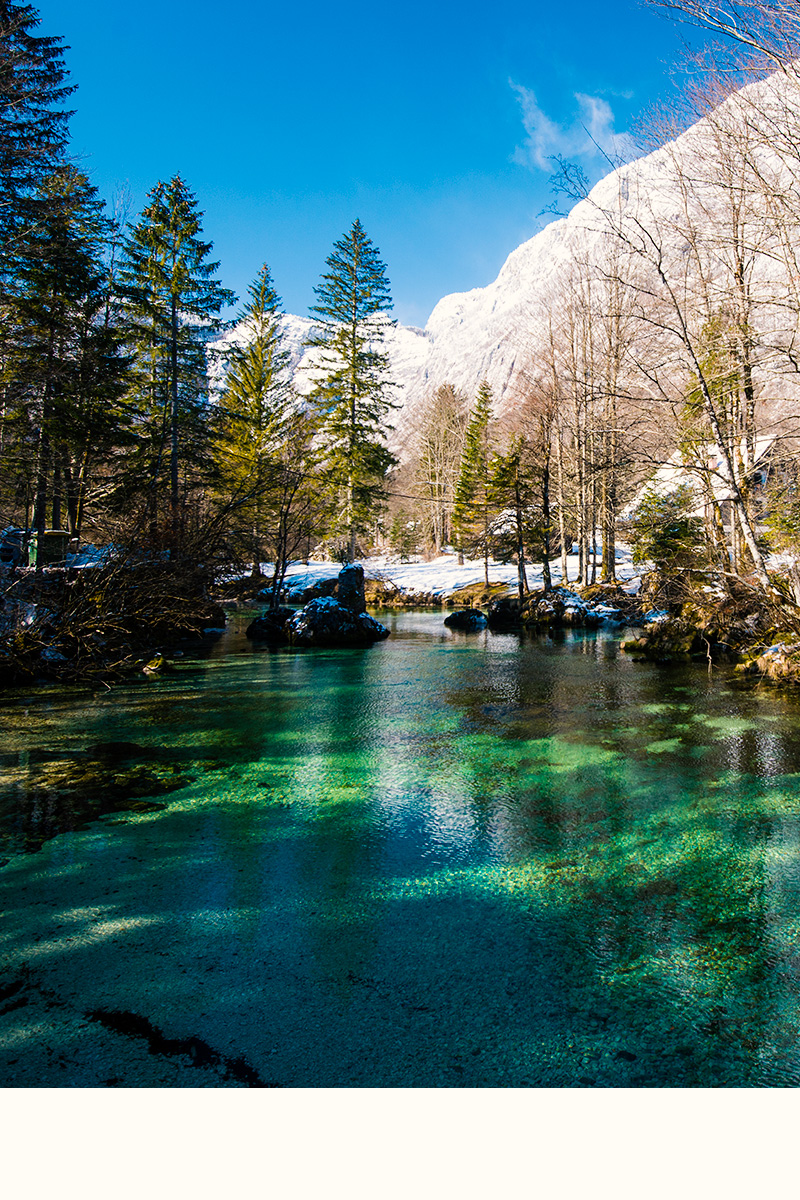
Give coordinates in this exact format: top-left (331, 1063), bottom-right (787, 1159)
top-left (392, 71), bottom-right (800, 433)
top-left (221, 70), bottom-right (800, 458)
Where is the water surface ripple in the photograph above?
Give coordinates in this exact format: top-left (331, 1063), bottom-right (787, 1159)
top-left (2, 611), bottom-right (800, 1086)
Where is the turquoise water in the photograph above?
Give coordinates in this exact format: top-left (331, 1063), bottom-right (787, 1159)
top-left (2, 610), bottom-right (800, 1086)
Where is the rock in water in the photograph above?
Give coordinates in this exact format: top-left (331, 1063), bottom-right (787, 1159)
top-left (486, 598), bottom-right (523, 629)
top-left (336, 564), bottom-right (366, 613)
top-left (142, 652), bottom-right (170, 675)
top-left (444, 609), bottom-right (488, 631)
top-left (245, 606), bottom-right (294, 644)
top-left (287, 597), bottom-right (389, 647)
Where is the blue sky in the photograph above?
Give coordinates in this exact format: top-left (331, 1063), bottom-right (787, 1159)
top-left (36, 0), bottom-right (693, 326)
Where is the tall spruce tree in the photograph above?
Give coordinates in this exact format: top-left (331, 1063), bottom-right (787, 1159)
top-left (0, 2), bottom-right (75, 528)
top-left (489, 437), bottom-right (534, 602)
top-left (216, 263), bottom-right (294, 579)
top-left (4, 165), bottom-right (131, 549)
top-left (453, 381), bottom-right (494, 585)
top-left (118, 175), bottom-right (234, 547)
top-left (0, 2), bottom-right (74, 281)
top-left (308, 219), bottom-right (396, 560)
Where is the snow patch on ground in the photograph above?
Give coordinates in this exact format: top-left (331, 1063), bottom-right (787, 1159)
top-left (263, 543), bottom-right (640, 600)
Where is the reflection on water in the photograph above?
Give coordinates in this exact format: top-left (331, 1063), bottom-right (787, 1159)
top-left (2, 611), bottom-right (800, 1086)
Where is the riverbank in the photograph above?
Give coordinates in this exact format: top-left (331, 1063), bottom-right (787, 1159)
top-left (226, 547), bottom-right (644, 607)
top-left (6, 546), bottom-right (800, 690)
top-left (618, 571), bottom-right (800, 685)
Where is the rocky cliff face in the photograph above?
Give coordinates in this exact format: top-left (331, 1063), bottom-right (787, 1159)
top-left (219, 72), bottom-right (800, 459)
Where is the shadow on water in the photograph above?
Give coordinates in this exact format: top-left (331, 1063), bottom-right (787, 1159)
top-left (2, 614), bottom-right (800, 1085)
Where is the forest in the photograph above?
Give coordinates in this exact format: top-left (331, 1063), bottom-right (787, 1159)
top-left (4, 0), bottom-right (800, 683)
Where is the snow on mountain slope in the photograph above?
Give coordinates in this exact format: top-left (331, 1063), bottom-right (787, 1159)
top-left (215, 311), bottom-right (431, 424)
top-left (399, 215), bottom-right (575, 428)
top-left (216, 140), bottom-right (678, 444)
top-left (218, 71), bottom-right (800, 457)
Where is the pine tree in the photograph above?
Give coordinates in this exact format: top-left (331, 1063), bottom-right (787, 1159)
top-left (4, 165), bottom-right (131, 549)
top-left (216, 263), bottom-right (295, 583)
top-left (0, 2), bottom-right (75, 529)
top-left (308, 219), bottom-right (397, 560)
top-left (453, 381), bottom-right (494, 585)
top-left (630, 485), bottom-right (704, 572)
top-left (489, 437), bottom-right (536, 602)
top-left (118, 175), bottom-right (234, 547)
top-left (0, 2), bottom-right (74, 283)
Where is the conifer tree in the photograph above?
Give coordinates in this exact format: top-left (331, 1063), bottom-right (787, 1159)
top-left (118, 175), bottom-right (234, 547)
top-left (0, 2), bottom-right (76, 527)
top-left (489, 437), bottom-right (535, 601)
top-left (216, 263), bottom-right (294, 582)
top-left (4, 165), bottom-right (131, 548)
top-left (0, 2), bottom-right (74, 283)
top-left (453, 381), bottom-right (495, 585)
top-left (308, 219), bottom-right (396, 560)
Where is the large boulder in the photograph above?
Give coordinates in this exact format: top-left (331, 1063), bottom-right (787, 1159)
top-left (245, 606), bottom-right (295, 644)
top-left (336, 564), bottom-right (366, 613)
top-left (519, 587), bottom-right (603, 630)
top-left (286, 597), bottom-right (389, 647)
top-left (294, 564), bottom-right (368, 608)
top-left (297, 577), bottom-right (338, 603)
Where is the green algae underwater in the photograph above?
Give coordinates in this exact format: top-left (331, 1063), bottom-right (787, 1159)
top-left (2, 610), bottom-right (800, 1087)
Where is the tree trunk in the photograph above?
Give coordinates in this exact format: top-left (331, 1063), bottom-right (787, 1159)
top-left (33, 423), bottom-right (49, 572)
top-left (170, 293), bottom-right (180, 543)
top-left (483, 506), bottom-right (489, 588)
top-left (556, 430), bottom-right (568, 585)
top-left (515, 480), bottom-right (528, 602)
top-left (51, 458), bottom-right (61, 529)
top-left (601, 426), bottom-right (617, 583)
top-left (703, 394), bottom-right (770, 587)
top-left (542, 442), bottom-right (552, 593)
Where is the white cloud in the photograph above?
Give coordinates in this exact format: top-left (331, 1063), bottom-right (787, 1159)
top-left (511, 82), bottom-right (636, 174)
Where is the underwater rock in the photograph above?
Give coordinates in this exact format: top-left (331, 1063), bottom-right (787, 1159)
top-left (286, 597), bottom-right (389, 647)
top-left (0, 748), bottom-right (192, 856)
top-left (444, 609), bottom-right (488, 631)
top-left (88, 741), bottom-right (149, 761)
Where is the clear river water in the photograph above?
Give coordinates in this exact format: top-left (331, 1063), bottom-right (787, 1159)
top-left (2, 610), bottom-right (800, 1087)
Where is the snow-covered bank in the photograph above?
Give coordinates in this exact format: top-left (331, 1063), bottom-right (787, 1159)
top-left (258, 545), bottom-right (642, 601)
